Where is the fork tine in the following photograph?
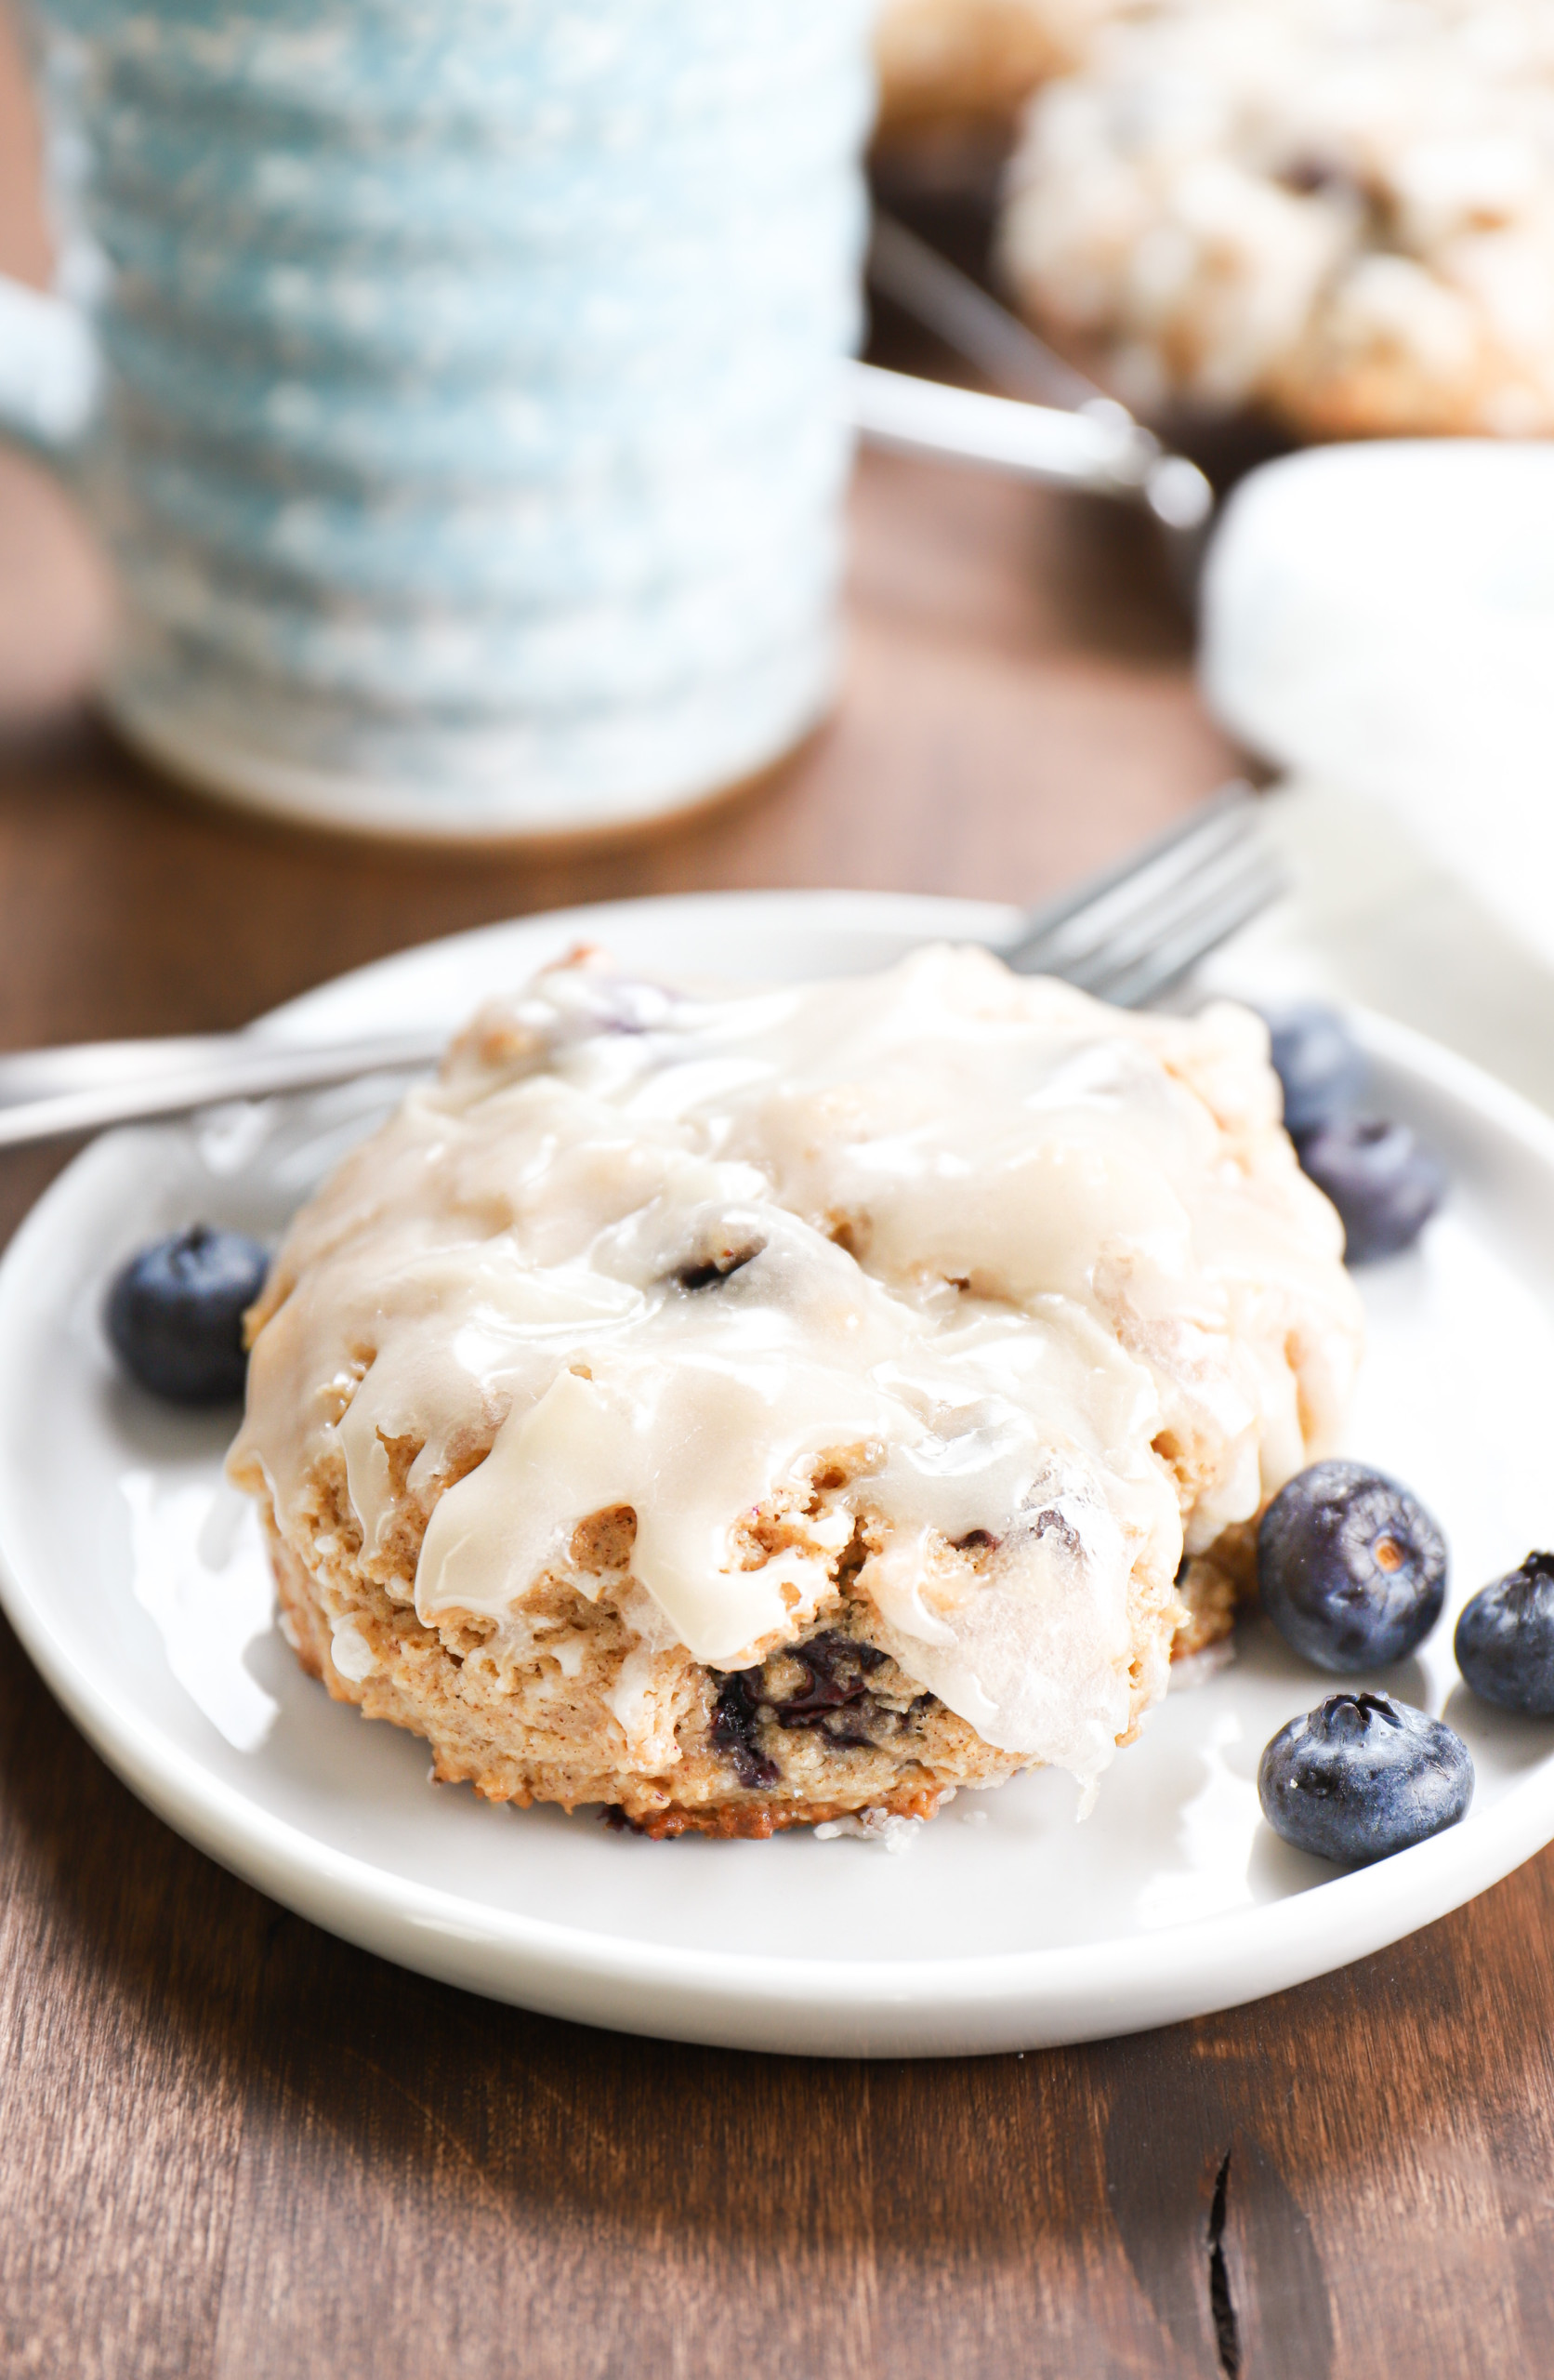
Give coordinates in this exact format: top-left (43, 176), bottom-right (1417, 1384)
top-left (1050, 824), bottom-right (1271, 994)
top-left (1001, 782), bottom-right (1257, 974)
top-left (1021, 816), bottom-right (1259, 987)
top-left (1091, 848), bottom-right (1290, 1009)
top-left (1006, 780), bottom-right (1254, 955)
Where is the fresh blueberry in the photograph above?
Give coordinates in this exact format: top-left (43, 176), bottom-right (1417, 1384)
top-left (1265, 1002), bottom-right (1367, 1135)
top-left (1258, 1458), bottom-right (1447, 1672)
top-left (1296, 1116), bottom-right (1445, 1263)
top-left (106, 1226), bottom-right (269, 1404)
top-left (1258, 1691), bottom-right (1473, 1865)
top-left (1455, 1552), bottom-right (1554, 1716)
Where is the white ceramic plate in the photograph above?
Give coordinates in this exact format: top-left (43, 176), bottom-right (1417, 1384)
top-left (3, 889), bottom-right (1554, 2058)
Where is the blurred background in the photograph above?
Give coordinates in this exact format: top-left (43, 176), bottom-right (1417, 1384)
top-left (0, 0), bottom-right (1551, 925)
top-left (876, 0), bottom-right (1554, 444)
top-left (868, 0), bottom-right (1554, 997)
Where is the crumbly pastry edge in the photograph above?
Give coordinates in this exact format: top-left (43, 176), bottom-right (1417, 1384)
top-left (242, 1437), bottom-right (1256, 1841)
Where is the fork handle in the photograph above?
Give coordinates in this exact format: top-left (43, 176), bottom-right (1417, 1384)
top-left (842, 362), bottom-right (1157, 501)
top-left (0, 1029), bottom-right (444, 1151)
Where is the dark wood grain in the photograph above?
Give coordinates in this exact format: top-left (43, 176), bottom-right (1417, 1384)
top-left (4, 40), bottom-right (1554, 2378)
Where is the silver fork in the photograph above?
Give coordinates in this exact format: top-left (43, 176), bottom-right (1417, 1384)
top-left (853, 212), bottom-right (1216, 558)
top-left (0, 784), bottom-right (1283, 1150)
top-left (1002, 780), bottom-right (1284, 1003)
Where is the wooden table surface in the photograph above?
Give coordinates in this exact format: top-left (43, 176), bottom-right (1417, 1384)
top-left (7, 41), bottom-right (1554, 2380)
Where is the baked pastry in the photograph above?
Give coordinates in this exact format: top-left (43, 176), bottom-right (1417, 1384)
top-left (874, 0), bottom-right (1122, 150)
top-left (1000, 0), bottom-right (1554, 438)
top-left (229, 945), bottom-right (1362, 1837)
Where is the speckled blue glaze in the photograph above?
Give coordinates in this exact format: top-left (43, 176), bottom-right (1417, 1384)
top-left (26, 0), bottom-right (875, 835)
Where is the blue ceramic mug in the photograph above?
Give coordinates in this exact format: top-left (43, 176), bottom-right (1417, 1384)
top-left (0, 0), bottom-right (873, 840)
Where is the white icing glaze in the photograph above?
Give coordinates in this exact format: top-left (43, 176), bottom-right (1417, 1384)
top-left (230, 945), bottom-right (1362, 1788)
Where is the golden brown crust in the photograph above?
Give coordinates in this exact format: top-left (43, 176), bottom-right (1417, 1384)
top-left (626, 1784), bottom-right (945, 1842)
top-left (263, 1476), bottom-right (1032, 1829)
top-left (253, 1421), bottom-right (1261, 1836)
top-left (1174, 1519), bottom-right (1258, 1659)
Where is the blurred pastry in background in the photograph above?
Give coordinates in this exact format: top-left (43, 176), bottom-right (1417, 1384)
top-left (999, 0), bottom-right (1554, 439)
top-left (873, 0), bottom-right (1124, 161)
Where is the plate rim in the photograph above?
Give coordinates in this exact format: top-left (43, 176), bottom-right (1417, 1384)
top-left (2, 884), bottom-right (1551, 2056)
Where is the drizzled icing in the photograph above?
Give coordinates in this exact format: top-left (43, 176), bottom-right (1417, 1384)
top-left (230, 945), bottom-right (1363, 1789)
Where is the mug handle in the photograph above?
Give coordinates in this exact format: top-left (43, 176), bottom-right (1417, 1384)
top-left (0, 271), bottom-right (95, 449)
